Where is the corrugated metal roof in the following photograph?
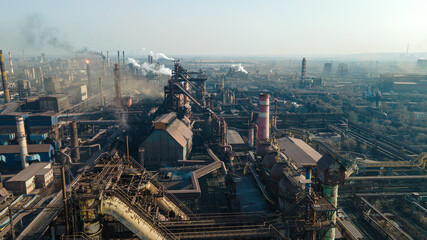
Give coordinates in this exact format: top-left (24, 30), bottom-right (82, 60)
top-left (317, 153), bottom-right (336, 171)
top-left (227, 130), bottom-right (245, 145)
top-left (153, 112), bottom-right (177, 125)
top-left (166, 119), bottom-right (193, 147)
top-left (278, 137), bottom-right (321, 168)
top-left (6, 162), bottom-right (51, 182)
top-left (0, 144), bottom-right (53, 154)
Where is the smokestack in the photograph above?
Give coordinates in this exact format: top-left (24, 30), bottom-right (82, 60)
top-left (257, 93), bottom-right (270, 144)
top-left (114, 63), bottom-right (121, 105)
top-left (0, 50), bottom-right (10, 103)
top-left (117, 51), bottom-right (120, 66)
top-left (99, 77), bottom-right (104, 106)
top-left (8, 52), bottom-right (13, 74)
top-left (107, 51), bottom-right (110, 68)
top-left (248, 124), bottom-right (255, 148)
top-left (70, 121), bottom-right (80, 161)
top-left (85, 59), bottom-right (91, 95)
top-left (122, 51), bottom-right (125, 65)
top-left (301, 57), bottom-right (306, 87)
top-left (16, 117), bottom-right (28, 169)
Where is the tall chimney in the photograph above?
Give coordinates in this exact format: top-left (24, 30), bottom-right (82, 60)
top-left (117, 51), bottom-right (120, 66)
top-left (16, 117), bottom-right (28, 169)
top-left (107, 51), bottom-right (110, 68)
top-left (114, 63), bottom-right (121, 105)
top-left (99, 77), bottom-right (104, 106)
top-left (257, 93), bottom-right (270, 144)
top-left (8, 52), bottom-right (13, 74)
top-left (86, 59), bottom-right (91, 95)
top-left (0, 50), bottom-right (10, 103)
top-left (70, 121), bottom-right (80, 161)
top-left (301, 57), bottom-right (306, 88)
top-left (122, 51), bottom-right (125, 65)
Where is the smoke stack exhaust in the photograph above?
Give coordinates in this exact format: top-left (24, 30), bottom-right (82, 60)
top-left (0, 50), bottom-right (10, 102)
top-left (257, 93), bottom-right (270, 146)
top-left (8, 52), bottom-right (13, 74)
top-left (301, 57), bottom-right (306, 88)
top-left (16, 117), bottom-right (28, 169)
top-left (114, 63), bottom-right (121, 105)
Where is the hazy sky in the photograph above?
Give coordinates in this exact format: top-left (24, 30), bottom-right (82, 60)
top-left (1, 0), bottom-right (426, 57)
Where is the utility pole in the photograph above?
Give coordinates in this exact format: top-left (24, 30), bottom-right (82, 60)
top-left (61, 166), bottom-right (70, 235)
top-left (9, 206), bottom-right (15, 239)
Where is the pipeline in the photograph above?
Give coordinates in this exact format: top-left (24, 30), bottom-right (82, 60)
top-left (100, 194), bottom-right (173, 240)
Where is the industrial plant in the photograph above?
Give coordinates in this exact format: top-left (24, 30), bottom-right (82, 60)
top-left (0, 3), bottom-right (426, 239)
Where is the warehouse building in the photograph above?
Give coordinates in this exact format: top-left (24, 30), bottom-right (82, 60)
top-left (141, 112), bottom-right (193, 167)
top-left (4, 162), bottom-right (54, 194)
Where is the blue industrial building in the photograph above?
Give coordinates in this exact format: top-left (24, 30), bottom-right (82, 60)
top-left (0, 144), bottom-right (54, 169)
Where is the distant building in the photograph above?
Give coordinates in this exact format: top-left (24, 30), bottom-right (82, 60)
top-left (323, 63), bottom-right (332, 76)
top-left (414, 112), bottom-right (427, 121)
top-left (39, 94), bottom-right (69, 112)
top-left (44, 77), bottom-right (61, 94)
top-left (141, 112), bottom-right (193, 167)
top-left (4, 162), bottom-right (53, 194)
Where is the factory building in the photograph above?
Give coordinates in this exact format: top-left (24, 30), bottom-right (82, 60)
top-left (44, 77), bottom-right (61, 94)
top-left (0, 144), bottom-right (54, 169)
top-left (141, 112), bottom-right (193, 167)
top-left (4, 162), bottom-right (53, 194)
top-left (39, 94), bottom-right (70, 112)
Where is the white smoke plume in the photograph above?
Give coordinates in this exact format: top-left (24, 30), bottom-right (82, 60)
top-left (128, 58), bottom-right (172, 76)
top-left (142, 48), bottom-right (174, 61)
top-left (231, 63), bottom-right (248, 74)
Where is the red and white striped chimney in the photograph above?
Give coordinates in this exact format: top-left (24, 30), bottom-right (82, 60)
top-left (257, 93), bottom-right (270, 146)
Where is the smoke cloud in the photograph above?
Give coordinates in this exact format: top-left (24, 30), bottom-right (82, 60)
top-left (128, 58), bottom-right (172, 76)
top-left (21, 14), bottom-right (102, 57)
top-left (231, 63), bottom-right (248, 74)
top-left (142, 48), bottom-right (174, 61)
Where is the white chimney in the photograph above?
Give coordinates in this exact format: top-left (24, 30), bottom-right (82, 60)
top-left (16, 117), bottom-right (28, 169)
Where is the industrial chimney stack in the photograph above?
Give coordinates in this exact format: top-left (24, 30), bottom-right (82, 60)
top-left (86, 60), bottom-right (91, 95)
top-left (300, 57), bottom-right (306, 88)
top-left (16, 117), bottom-right (28, 169)
top-left (0, 50), bottom-right (10, 102)
top-left (8, 52), bottom-right (13, 74)
top-left (114, 63), bottom-right (121, 105)
top-left (257, 93), bottom-right (270, 145)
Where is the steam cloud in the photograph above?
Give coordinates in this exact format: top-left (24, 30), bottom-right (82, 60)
top-left (21, 14), bottom-right (102, 56)
top-left (128, 58), bottom-right (172, 76)
top-left (142, 48), bottom-right (175, 61)
top-left (231, 63), bottom-right (248, 74)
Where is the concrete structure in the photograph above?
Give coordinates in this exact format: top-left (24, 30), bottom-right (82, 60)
top-left (4, 162), bottom-right (53, 194)
top-left (40, 94), bottom-right (70, 112)
top-left (141, 112), bottom-right (193, 167)
top-left (16, 117), bottom-right (29, 169)
top-left (44, 77), bottom-right (61, 94)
